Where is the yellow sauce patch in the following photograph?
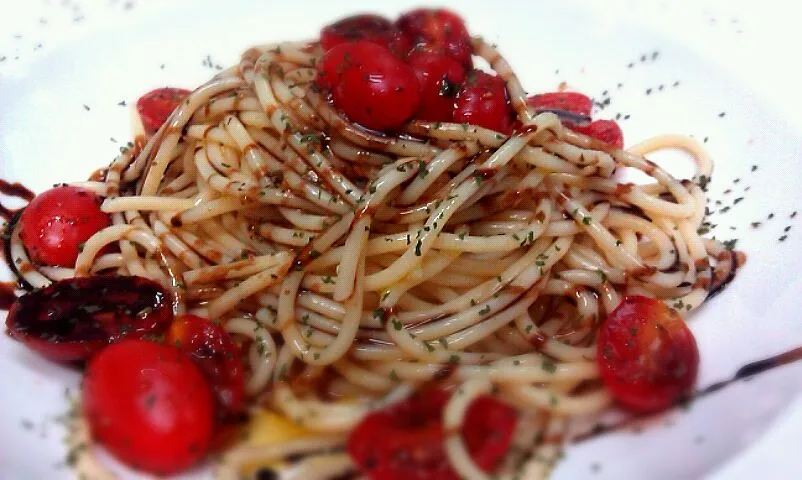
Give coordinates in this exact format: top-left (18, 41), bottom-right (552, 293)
top-left (247, 410), bottom-right (311, 446)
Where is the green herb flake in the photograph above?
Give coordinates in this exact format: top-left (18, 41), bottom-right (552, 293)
top-left (417, 160), bottom-right (428, 179)
top-left (541, 360), bottom-right (557, 374)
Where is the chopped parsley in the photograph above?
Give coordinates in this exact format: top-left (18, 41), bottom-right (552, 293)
top-left (541, 360), bottom-right (557, 374)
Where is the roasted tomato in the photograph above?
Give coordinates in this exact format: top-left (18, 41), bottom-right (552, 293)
top-left (348, 388), bottom-right (517, 480)
top-left (5, 275), bottom-right (173, 362)
top-left (136, 87), bottom-right (191, 135)
top-left (317, 41), bottom-right (421, 131)
top-left (527, 91), bottom-right (593, 117)
top-left (396, 9), bottom-right (473, 67)
top-left (526, 92), bottom-right (623, 147)
top-left (320, 14), bottom-right (412, 57)
top-left (166, 314), bottom-right (246, 418)
top-left (408, 50), bottom-right (466, 122)
top-left (597, 295), bottom-right (700, 412)
top-left (453, 70), bottom-right (513, 133)
top-left (572, 119), bottom-right (624, 148)
top-left (83, 339), bottom-right (215, 475)
top-left (19, 185), bottom-right (110, 267)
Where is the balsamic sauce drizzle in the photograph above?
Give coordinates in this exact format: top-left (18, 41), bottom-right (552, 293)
top-left (0, 180), bottom-right (34, 290)
top-left (0, 179), bottom-right (34, 220)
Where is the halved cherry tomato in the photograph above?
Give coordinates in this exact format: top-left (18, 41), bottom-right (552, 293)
top-left (320, 14), bottom-right (412, 57)
top-left (5, 275), bottom-right (173, 362)
top-left (572, 119), bottom-right (624, 148)
top-left (83, 339), bottom-right (215, 475)
top-left (19, 185), bottom-right (110, 267)
top-left (526, 92), bottom-right (623, 147)
top-left (166, 314), bottom-right (245, 419)
top-left (136, 87), bottom-right (191, 135)
top-left (597, 295), bottom-right (700, 412)
top-left (317, 41), bottom-right (420, 131)
top-left (396, 9), bottom-right (473, 67)
top-left (348, 388), bottom-right (517, 480)
top-left (408, 50), bottom-right (466, 122)
top-left (527, 91), bottom-right (593, 117)
top-left (453, 70), bottom-right (513, 133)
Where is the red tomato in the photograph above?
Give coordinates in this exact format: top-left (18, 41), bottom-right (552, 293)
top-left (408, 51), bottom-right (466, 122)
top-left (453, 70), bottom-right (513, 133)
top-left (572, 119), bottom-right (624, 148)
top-left (317, 41), bottom-right (421, 131)
top-left (320, 14), bottom-right (412, 57)
top-left (19, 186), bottom-right (110, 267)
top-left (136, 87), bottom-right (191, 135)
top-left (5, 275), bottom-right (173, 362)
top-left (396, 9), bottom-right (473, 67)
top-left (83, 339), bottom-right (215, 475)
top-left (166, 314), bottom-right (246, 419)
top-left (597, 296), bottom-right (700, 413)
top-left (348, 388), bottom-right (517, 480)
top-left (527, 91), bottom-right (593, 117)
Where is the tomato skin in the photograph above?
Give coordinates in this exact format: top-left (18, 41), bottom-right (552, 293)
top-left (408, 51), bottom-right (465, 122)
top-left (166, 314), bottom-right (246, 419)
top-left (396, 9), bottom-right (473, 67)
top-left (83, 339), bottom-right (215, 475)
top-left (527, 91), bottom-right (593, 117)
top-left (321, 14), bottom-right (412, 57)
top-left (5, 275), bottom-right (174, 362)
top-left (572, 119), bottom-right (624, 148)
top-left (348, 388), bottom-right (517, 480)
top-left (317, 41), bottom-right (421, 132)
top-left (453, 70), bottom-right (513, 133)
top-left (19, 186), bottom-right (110, 267)
top-left (597, 296), bottom-right (700, 413)
top-left (136, 87), bottom-right (191, 135)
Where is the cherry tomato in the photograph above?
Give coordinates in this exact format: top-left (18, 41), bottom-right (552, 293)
top-left (348, 388), bottom-right (517, 480)
top-left (396, 9), bottom-right (473, 67)
top-left (83, 339), bottom-right (215, 475)
top-left (527, 91), bottom-right (593, 117)
top-left (408, 51), bottom-right (466, 122)
top-left (19, 186), bottom-right (110, 267)
top-left (136, 87), bottom-right (191, 135)
top-left (597, 296), bottom-right (700, 413)
top-left (572, 119), bottom-right (624, 148)
top-left (166, 314), bottom-right (246, 419)
top-left (320, 14), bottom-right (412, 57)
top-left (317, 41), bottom-right (421, 131)
top-left (453, 70), bottom-right (513, 133)
top-left (5, 275), bottom-right (173, 362)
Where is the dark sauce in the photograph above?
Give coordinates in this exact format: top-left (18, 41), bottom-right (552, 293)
top-left (708, 249), bottom-right (742, 299)
top-left (0, 281), bottom-right (17, 310)
top-left (573, 345), bottom-right (802, 443)
top-left (254, 449), bottom-right (355, 480)
top-left (0, 179), bottom-right (36, 292)
top-left (530, 108), bottom-right (591, 126)
top-left (0, 179), bottom-right (34, 221)
top-left (0, 179), bottom-right (35, 203)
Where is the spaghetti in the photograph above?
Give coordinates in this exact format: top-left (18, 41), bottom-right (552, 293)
top-left (3, 12), bottom-right (740, 480)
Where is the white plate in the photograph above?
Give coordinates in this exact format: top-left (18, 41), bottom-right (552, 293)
top-left (1, 0), bottom-right (801, 478)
